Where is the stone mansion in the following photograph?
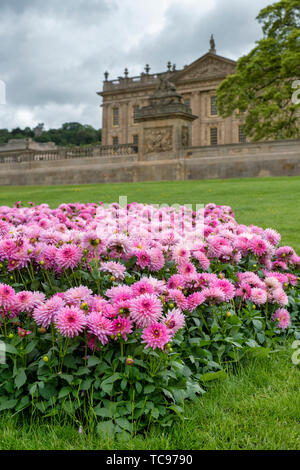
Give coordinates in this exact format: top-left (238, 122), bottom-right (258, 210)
top-left (97, 36), bottom-right (247, 147)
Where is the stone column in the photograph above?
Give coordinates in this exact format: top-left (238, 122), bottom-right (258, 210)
top-left (200, 93), bottom-right (207, 146)
top-left (102, 103), bottom-right (108, 145)
top-left (191, 91), bottom-right (201, 146)
top-left (125, 101), bottom-right (131, 144)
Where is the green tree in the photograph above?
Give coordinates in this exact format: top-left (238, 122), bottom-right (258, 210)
top-left (2, 122), bottom-right (102, 147)
top-left (0, 129), bottom-right (10, 144)
top-left (216, 0), bottom-right (300, 140)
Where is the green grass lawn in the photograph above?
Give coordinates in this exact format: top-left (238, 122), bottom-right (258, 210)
top-left (1, 176), bottom-right (299, 251)
top-left (0, 176), bottom-right (300, 450)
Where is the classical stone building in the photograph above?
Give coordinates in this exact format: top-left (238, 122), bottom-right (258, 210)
top-left (98, 36), bottom-right (247, 147)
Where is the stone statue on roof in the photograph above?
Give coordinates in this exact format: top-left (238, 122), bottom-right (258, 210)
top-left (210, 34), bottom-right (216, 54)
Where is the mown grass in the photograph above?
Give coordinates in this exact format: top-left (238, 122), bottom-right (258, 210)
top-left (1, 347), bottom-right (299, 450)
top-left (0, 176), bottom-right (299, 450)
top-left (0, 176), bottom-right (299, 251)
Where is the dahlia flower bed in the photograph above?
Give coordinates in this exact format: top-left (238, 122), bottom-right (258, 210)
top-left (0, 201), bottom-right (299, 436)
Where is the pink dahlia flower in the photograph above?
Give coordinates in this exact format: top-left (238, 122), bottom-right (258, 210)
top-left (17, 327), bottom-right (32, 339)
top-left (64, 286), bottom-right (93, 307)
top-left (141, 322), bottom-right (170, 350)
top-left (0, 283), bottom-right (15, 309)
top-left (187, 292), bottom-right (205, 312)
top-left (164, 309), bottom-right (185, 335)
top-left (105, 285), bottom-right (132, 302)
top-left (15, 290), bottom-right (35, 313)
top-left (264, 277), bottom-right (281, 291)
top-left (55, 307), bottom-right (86, 338)
top-left (131, 279), bottom-right (156, 297)
top-left (178, 262), bottom-right (197, 279)
top-left (167, 274), bottom-right (186, 290)
top-left (264, 228), bottom-right (281, 246)
top-left (276, 246), bottom-right (295, 261)
top-left (249, 237), bottom-right (267, 256)
top-left (149, 247), bottom-right (165, 272)
top-left (272, 308), bottom-right (290, 329)
top-left (129, 293), bottom-right (163, 327)
top-left (214, 279), bottom-right (235, 301)
top-left (235, 282), bottom-right (252, 300)
top-left (99, 261), bottom-right (126, 280)
top-left (111, 316), bottom-right (133, 340)
top-left (202, 287), bottom-right (226, 303)
top-left (271, 288), bottom-right (288, 307)
top-left (250, 288), bottom-right (267, 305)
top-left (172, 245), bottom-right (190, 265)
top-left (165, 289), bottom-right (188, 311)
top-left (55, 244), bottom-right (83, 270)
top-left (86, 312), bottom-right (113, 345)
top-left (136, 250), bottom-right (151, 269)
top-left (193, 251), bottom-right (210, 271)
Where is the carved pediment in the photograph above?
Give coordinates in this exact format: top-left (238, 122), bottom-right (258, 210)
top-left (174, 53), bottom-right (236, 83)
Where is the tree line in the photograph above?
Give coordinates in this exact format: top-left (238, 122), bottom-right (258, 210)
top-left (0, 122), bottom-right (102, 147)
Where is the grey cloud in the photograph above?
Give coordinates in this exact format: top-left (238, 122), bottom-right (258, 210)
top-left (0, 0), bottom-right (273, 130)
top-left (121, 0), bottom-right (271, 75)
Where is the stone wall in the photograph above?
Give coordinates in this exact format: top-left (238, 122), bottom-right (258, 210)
top-left (0, 139), bottom-right (299, 186)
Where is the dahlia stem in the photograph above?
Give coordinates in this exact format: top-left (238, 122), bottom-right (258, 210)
top-left (63, 269), bottom-right (73, 288)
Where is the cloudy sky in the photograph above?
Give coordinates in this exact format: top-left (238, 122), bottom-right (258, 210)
top-left (0, 0), bottom-right (271, 131)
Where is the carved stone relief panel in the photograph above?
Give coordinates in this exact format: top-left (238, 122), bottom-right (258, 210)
top-left (144, 126), bottom-right (173, 154)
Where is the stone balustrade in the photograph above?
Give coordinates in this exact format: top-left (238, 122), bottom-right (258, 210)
top-left (0, 143), bottom-right (138, 164)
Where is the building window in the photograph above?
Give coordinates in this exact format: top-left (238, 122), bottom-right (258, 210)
top-left (238, 125), bottom-right (246, 143)
top-left (133, 105), bottom-right (139, 124)
top-left (183, 98), bottom-right (190, 108)
top-left (112, 107), bottom-right (119, 126)
top-left (133, 134), bottom-right (138, 146)
top-left (112, 136), bottom-right (119, 146)
top-left (210, 96), bottom-right (218, 116)
top-left (210, 127), bottom-right (218, 145)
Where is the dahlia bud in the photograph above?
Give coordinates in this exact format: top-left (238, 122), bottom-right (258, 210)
top-left (126, 357), bottom-right (134, 366)
top-left (226, 312), bottom-right (232, 318)
top-left (43, 356), bottom-right (49, 363)
top-left (39, 327), bottom-right (47, 334)
top-left (110, 276), bottom-right (116, 282)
